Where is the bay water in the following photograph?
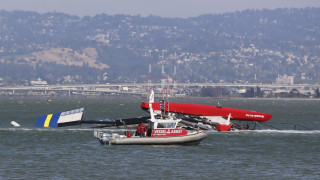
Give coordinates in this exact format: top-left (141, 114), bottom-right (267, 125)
top-left (1, 96), bottom-right (320, 179)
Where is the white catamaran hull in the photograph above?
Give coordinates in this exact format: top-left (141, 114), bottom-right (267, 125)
top-left (95, 131), bottom-right (207, 145)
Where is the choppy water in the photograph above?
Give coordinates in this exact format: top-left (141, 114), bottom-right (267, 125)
top-left (1, 96), bottom-right (320, 179)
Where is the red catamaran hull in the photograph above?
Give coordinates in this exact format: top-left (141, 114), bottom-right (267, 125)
top-left (141, 102), bottom-right (272, 122)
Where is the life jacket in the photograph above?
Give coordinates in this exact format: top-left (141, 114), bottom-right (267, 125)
top-left (140, 125), bottom-right (147, 132)
top-left (137, 125), bottom-right (142, 133)
top-left (126, 131), bottom-right (132, 137)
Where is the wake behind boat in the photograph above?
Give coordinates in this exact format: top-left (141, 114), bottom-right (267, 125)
top-left (94, 90), bottom-right (207, 145)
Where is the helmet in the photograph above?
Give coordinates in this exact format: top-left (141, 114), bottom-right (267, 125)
top-left (141, 122), bottom-right (144, 125)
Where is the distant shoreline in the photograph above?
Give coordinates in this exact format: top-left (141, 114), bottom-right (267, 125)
top-left (172, 96), bottom-right (320, 101)
top-left (1, 94), bottom-right (320, 101)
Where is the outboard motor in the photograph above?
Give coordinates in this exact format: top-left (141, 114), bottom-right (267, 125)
top-left (99, 133), bottom-right (112, 145)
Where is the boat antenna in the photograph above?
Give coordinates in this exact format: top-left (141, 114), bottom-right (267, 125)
top-left (166, 90), bottom-right (170, 116)
top-left (120, 119), bottom-right (128, 132)
top-left (149, 90), bottom-right (156, 121)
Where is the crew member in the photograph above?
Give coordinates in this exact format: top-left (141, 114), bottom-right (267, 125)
top-left (137, 122), bottom-right (147, 137)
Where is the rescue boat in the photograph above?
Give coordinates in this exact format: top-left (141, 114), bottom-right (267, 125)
top-left (94, 90), bottom-right (207, 145)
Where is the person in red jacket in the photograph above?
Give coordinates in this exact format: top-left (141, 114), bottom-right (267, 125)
top-left (136, 122), bottom-right (147, 137)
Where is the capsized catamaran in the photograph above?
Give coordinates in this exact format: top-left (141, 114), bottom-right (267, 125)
top-left (35, 87), bottom-right (272, 131)
top-left (35, 100), bottom-right (272, 132)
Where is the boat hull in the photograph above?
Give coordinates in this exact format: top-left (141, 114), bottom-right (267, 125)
top-left (97, 132), bottom-right (207, 145)
top-left (141, 102), bottom-right (272, 122)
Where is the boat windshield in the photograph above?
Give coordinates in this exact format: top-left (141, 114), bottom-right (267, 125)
top-left (157, 122), bottom-right (177, 129)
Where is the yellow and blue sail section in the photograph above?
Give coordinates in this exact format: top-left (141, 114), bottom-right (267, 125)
top-left (36, 113), bottom-right (61, 127)
top-left (36, 108), bottom-right (84, 127)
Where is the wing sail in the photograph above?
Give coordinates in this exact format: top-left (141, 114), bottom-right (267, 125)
top-left (36, 108), bottom-right (84, 127)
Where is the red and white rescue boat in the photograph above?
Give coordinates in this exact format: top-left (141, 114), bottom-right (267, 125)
top-left (94, 91), bottom-right (207, 145)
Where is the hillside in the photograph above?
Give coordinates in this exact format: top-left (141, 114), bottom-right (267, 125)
top-left (29, 48), bottom-right (108, 69)
top-left (0, 8), bottom-right (320, 84)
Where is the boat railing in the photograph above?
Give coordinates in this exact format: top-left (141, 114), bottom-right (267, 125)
top-left (254, 122), bottom-right (313, 130)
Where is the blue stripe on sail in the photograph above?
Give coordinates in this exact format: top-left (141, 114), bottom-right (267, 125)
top-left (35, 115), bottom-right (47, 127)
top-left (49, 113), bottom-right (61, 127)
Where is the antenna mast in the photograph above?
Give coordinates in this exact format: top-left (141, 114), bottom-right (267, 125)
top-left (148, 50), bottom-right (152, 89)
top-left (172, 52), bottom-right (177, 96)
top-left (160, 50), bottom-right (166, 97)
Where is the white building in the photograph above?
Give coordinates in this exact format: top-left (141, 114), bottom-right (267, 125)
top-left (276, 75), bottom-right (294, 85)
top-left (30, 78), bottom-right (48, 86)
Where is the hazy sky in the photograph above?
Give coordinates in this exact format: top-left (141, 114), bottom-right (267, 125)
top-left (1, 0), bottom-right (320, 18)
